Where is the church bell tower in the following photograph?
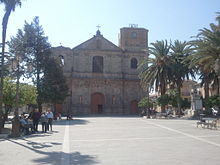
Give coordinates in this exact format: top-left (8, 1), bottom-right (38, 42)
top-left (119, 24), bottom-right (148, 52)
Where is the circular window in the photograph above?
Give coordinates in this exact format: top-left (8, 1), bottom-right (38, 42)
top-left (131, 32), bottom-right (137, 39)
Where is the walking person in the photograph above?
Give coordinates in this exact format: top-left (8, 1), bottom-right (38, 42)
top-left (40, 112), bottom-right (48, 133)
top-left (46, 109), bottom-right (54, 131)
top-left (31, 109), bottom-right (41, 132)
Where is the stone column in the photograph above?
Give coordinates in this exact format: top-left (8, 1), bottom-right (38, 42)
top-left (191, 86), bottom-right (203, 118)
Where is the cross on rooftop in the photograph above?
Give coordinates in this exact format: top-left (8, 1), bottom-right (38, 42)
top-left (96, 25), bottom-right (101, 30)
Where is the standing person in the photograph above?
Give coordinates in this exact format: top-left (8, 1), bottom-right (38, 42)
top-left (31, 109), bottom-right (41, 132)
top-left (46, 109), bottom-right (54, 131)
top-left (40, 112), bottom-right (48, 133)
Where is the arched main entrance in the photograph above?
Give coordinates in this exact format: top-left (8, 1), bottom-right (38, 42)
top-left (91, 93), bottom-right (105, 114)
top-left (130, 100), bottom-right (138, 114)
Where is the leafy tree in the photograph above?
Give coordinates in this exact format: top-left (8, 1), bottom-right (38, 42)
top-left (138, 96), bottom-right (155, 117)
top-left (157, 94), bottom-right (170, 108)
top-left (167, 89), bottom-right (178, 108)
top-left (168, 89), bottom-right (191, 112)
top-left (8, 27), bottom-right (27, 122)
top-left (139, 40), bottom-right (172, 112)
top-left (181, 99), bottom-right (191, 110)
top-left (23, 17), bottom-right (51, 112)
top-left (9, 17), bottom-right (51, 112)
top-left (40, 58), bottom-right (69, 116)
top-left (2, 77), bottom-right (15, 126)
top-left (0, 0), bottom-right (23, 132)
top-left (138, 97), bottom-right (154, 109)
top-left (7, 24), bottom-right (32, 136)
top-left (8, 28), bottom-right (27, 73)
top-left (207, 95), bottom-right (220, 108)
top-left (19, 83), bottom-right (37, 106)
top-left (2, 77), bottom-right (36, 126)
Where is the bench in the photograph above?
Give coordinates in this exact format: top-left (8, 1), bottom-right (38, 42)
top-left (155, 112), bottom-right (169, 119)
top-left (197, 118), bottom-right (217, 129)
top-left (196, 119), bottom-right (206, 128)
top-left (207, 120), bottom-right (217, 130)
top-left (20, 121), bottom-right (34, 135)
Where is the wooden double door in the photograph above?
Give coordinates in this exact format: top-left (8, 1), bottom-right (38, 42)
top-left (91, 93), bottom-right (105, 114)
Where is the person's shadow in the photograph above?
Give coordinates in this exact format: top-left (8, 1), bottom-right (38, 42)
top-left (53, 119), bottom-right (90, 126)
top-left (7, 138), bottom-right (99, 165)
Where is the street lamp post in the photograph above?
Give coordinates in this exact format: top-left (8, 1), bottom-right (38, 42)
top-left (10, 54), bottom-right (21, 137)
top-left (145, 84), bottom-right (151, 118)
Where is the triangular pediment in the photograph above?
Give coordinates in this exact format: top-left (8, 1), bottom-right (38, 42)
top-left (73, 32), bottom-right (122, 51)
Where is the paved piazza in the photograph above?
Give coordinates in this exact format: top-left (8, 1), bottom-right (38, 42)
top-left (0, 117), bottom-right (220, 165)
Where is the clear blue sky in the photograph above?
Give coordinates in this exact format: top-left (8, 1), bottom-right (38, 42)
top-left (0, 0), bottom-right (220, 48)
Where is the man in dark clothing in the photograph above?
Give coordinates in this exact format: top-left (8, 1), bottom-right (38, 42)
top-left (31, 109), bottom-right (41, 132)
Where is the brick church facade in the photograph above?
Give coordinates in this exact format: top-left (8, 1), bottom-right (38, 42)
top-left (51, 26), bottom-right (148, 115)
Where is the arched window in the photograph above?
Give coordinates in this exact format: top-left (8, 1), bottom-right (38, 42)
top-left (112, 95), bottom-right (116, 104)
top-left (93, 56), bottom-right (103, 73)
top-left (131, 58), bottom-right (137, 69)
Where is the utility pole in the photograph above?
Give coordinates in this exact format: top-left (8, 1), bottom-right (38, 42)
top-left (146, 84), bottom-right (151, 118)
top-left (0, 43), bottom-right (4, 133)
top-left (0, 42), bottom-right (8, 132)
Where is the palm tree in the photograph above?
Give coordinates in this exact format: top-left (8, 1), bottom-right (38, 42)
top-left (189, 46), bottom-right (218, 111)
top-left (170, 40), bottom-right (195, 115)
top-left (189, 12), bottom-right (220, 110)
top-left (0, 0), bottom-right (22, 133)
top-left (139, 40), bottom-right (172, 112)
